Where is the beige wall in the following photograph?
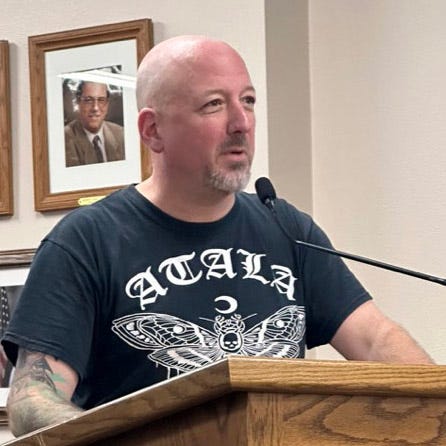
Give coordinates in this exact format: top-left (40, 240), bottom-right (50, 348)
top-left (266, 0), bottom-right (312, 214)
top-left (310, 0), bottom-right (446, 362)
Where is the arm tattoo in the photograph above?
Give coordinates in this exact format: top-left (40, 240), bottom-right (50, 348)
top-left (8, 349), bottom-right (83, 436)
top-left (28, 357), bottom-right (58, 391)
top-left (10, 349), bottom-right (73, 402)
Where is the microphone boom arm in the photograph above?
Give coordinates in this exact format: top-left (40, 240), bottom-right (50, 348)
top-left (270, 204), bottom-right (446, 287)
top-left (295, 237), bottom-right (446, 286)
top-left (255, 176), bottom-right (446, 287)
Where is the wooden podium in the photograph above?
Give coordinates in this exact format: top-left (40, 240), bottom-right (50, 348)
top-left (5, 356), bottom-right (446, 445)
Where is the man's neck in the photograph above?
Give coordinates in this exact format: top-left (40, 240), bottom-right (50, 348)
top-left (82, 125), bottom-right (104, 139)
top-left (135, 178), bottom-right (236, 223)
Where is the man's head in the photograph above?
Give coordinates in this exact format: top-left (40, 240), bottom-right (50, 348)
top-left (137, 36), bottom-right (256, 194)
top-left (75, 81), bottom-right (110, 134)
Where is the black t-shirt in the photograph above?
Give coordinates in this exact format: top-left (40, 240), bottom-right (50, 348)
top-left (2, 186), bottom-right (371, 409)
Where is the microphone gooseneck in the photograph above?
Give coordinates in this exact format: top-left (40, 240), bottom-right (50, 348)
top-left (254, 177), bottom-right (446, 287)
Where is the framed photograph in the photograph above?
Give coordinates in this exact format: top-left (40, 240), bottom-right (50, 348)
top-left (0, 40), bottom-right (13, 216)
top-left (29, 19), bottom-right (153, 212)
top-left (0, 249), bottom-right (35, 415)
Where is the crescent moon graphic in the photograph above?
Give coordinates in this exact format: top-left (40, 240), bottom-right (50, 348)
top-left (214, 295), bottom-right (238, 314)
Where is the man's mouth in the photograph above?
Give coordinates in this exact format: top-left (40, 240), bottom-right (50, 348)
top-left (220, 148), bottom-right (249, 165)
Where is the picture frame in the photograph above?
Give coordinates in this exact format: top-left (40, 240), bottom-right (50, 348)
top-left (0, 40), bottom-right (13, 216)
top-left (0, 249), bottom-right (35, 415)
top-left (28, 19), bottom-right (153, 212)
top-left (0, 249), bottom-right (35, 268)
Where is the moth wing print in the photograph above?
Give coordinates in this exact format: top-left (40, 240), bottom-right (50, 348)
top-left (242, 305), bottom-right (305, 358)
top-left (111, 313), bottom-right (216, 350)
top-left (149, 345), bottom-right (224, 372)
top-left (242, 339), bottom-right (301, 358)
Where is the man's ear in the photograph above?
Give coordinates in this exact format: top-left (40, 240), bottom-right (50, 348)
top-left (138, 108), bottom-right (163, 152)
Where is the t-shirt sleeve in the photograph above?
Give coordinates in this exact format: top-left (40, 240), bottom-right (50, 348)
top-left (2, 238), bottom-right (98, 380)
top-left (282, 203), bottom-right (372, 349)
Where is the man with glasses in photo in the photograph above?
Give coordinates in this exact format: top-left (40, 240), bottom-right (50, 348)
top-left (64, 81), bottom-right (125, 167)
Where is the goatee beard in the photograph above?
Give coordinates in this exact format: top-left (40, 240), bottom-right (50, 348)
top-left (207, 165), bottom-right (251, 193)
top-left (207, 134), bottom-right (252, 193)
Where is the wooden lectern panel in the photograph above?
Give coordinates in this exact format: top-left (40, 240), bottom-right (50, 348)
top-left (92, 393), bottom-right (248, 446)
top-left (5, 357), bottom-right (446, 445)
top-left (91, 392), bottom-right (446, 445)
top-left (246, 393), bottom-right (446, 445)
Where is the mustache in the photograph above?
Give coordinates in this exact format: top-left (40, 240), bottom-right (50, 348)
top-left (219, 134), bottom-right (248, 151)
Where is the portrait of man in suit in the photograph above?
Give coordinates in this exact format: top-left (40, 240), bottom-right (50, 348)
top-left (64, 80), bottom-right (126, 167)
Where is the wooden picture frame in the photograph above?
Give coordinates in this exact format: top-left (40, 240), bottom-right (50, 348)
top-left (0, 40), bottom-right (13, 216)
top-left (0, 249), bottom-right (35, 267)
top-left (29, 19), bottom-right (153, 212)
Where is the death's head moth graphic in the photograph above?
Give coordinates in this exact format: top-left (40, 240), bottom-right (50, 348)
top-left (112, 305), bottom-right (305, 378)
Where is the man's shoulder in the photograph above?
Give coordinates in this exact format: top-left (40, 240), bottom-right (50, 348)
top-left (64, 119), bottom-right (83, 136)
top-left (55, 187), bottom-right (132, 229)
top-left (102, 121), bottom-right (124, 146)
top-left (103, 120), bottom-right (124, 132)
top-left (237, 190), bottom-right (303, 216)
top-left (237, 190), bottom-right (314, 237)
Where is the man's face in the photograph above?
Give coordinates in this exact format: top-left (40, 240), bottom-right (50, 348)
top-left (154, 43), bottom-right (256, 193)
top-left (77, 82), bottom-right (109, 133)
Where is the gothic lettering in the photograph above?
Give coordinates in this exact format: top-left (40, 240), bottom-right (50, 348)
top-left (125, 248), bottom-right (298, 308)
top-left (159, 252), bottom-right (202, 286)
top-left (125, 266), bottom-right (168, 309)
top-left (270, 265), bottom-right (296, 301)
top-left (200, 249), bottom-right (236, 280)
top-left (237, 249), bottom-right (270, 285)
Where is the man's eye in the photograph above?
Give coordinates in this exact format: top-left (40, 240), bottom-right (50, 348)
top-left (201, 98), bottom-right (224, 113)
top-left (243, 95), bottom-right (256, 106)
top-left (206, 99), bottom-right (223, 108)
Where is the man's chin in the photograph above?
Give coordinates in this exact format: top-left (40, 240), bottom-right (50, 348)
top-left (207, 168), bottom-right (251, 193)
top-left (85, 126), bottom-right (101, 133)
top-left (84, 119), bottom-right (104, 133)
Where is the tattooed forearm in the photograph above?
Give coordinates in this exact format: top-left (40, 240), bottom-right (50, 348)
top-left (29, 357), bottom-right (57, 391)
top-left (7, 349), bottom-right (83, 437)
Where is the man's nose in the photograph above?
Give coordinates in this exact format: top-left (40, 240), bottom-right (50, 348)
top-left (90, 100), bottom-right (100, 110)
top-left (227, 102), bottom-right (253, 134)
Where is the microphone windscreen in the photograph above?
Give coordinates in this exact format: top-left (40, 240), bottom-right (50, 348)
top-left (255, 177), bottom-right (277, 204)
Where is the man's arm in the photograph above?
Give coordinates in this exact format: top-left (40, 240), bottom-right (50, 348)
top-left (330, 300), bottom-right (434, 364)
top-left (7, 348), bottom-right (83, 437)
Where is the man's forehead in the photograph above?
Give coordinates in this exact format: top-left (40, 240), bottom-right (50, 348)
top-left (82, 82), bottom-right (107, 93)
top-left (137, 36), bottom-right (253, 108)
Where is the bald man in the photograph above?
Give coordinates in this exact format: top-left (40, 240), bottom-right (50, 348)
top-left (2, 36), bottom-right (432, 436)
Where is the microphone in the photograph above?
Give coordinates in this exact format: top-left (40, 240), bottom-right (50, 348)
top-left (255, 177), bottom-right (446, 287)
